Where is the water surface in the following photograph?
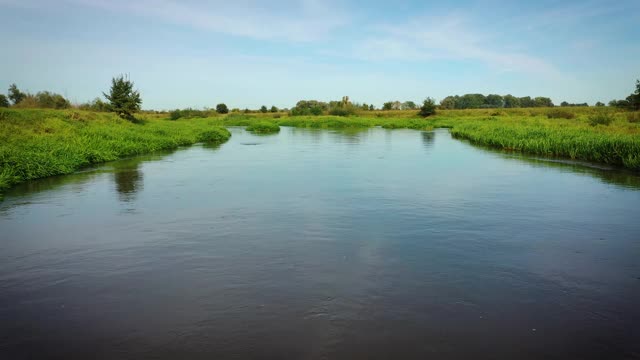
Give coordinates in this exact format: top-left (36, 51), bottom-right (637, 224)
top-left (1, 127), bottom-right (639, 359)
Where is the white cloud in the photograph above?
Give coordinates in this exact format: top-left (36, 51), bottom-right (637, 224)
top-left (3, 0), bottom-right (350, 42)
top-left (353, 14), bottom-right (559, 76)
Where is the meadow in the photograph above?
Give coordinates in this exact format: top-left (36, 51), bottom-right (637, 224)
top-left (0, 109), bottom-right (230, 198)
top-left (1, 106), bottom-right (639, 198)
top-left (220, 107), bottom-right (640, 170)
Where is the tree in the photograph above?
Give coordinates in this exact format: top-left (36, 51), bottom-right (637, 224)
top-left (519, 96), bottom-right (535, 108)
top-left (290, 100), bottom-right (328, 116)
top-left (628, 79), bottom-right (640, 111)
top-left (103, 75), bottom-right (142, 120)
top-left (534, 97), bottom-right (554, 107)
top-left (0, 94), bottom-right (9, 107)
top-left (418, 98), bottom-right (437, 117)
top-left (270, 105), bottom-right (278, 113)
top-left (369, 104), bottom-right (375, 111)
top-left (216, 103), bottom-right (229, 114)
top-left (560, 101), bottom-right (569, 107)
top-left (458, 94), bottom-right (485, 109)
top-left (8, 83), bottom-right (26, 105)
top-left (401, 101), bottom-right (417, 110)
top-left (484, 94), bottom-right (504, 108)
top-left (35, 91), bottom-right (70, 109)
top-left (440, 96), bottom-right (457, 109)
top-left (595, 101), bottom-right (605, 107)
top-left (382, 102), bottom-right (394, 111)
top-left (503, 94), bottom-right (520, 108)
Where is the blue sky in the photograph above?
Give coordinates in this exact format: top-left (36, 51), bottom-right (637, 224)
top-left (1, 0), bottom-right (638, 110)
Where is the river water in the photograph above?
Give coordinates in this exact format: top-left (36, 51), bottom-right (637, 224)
top-left (1, 127), bottom-right (639, 359)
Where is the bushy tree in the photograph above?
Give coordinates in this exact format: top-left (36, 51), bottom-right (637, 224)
top-left (382, 102), bottom-right (394, 111)
top-left (628, 79), bottom-right (640, 111)
top-left (440, 96), bottom-right (457, 109)
top-left (8, 83), bottom-right (26, 105)
top-left (0, 94), bottom-right (9, 107)
top-left (401, 101), bottom-right (417, 110)
top-left (290, 100), bottom-right (328, 116)
top-left (484, 94), bottom-right (504, 108)
top-left (216, 103), bottom-right (229, 114)
top-left (270, 105), bottom-right (278, 113)
top-left (418, 97), bottom-right (437, 117)
top-left (103, 75), bottom-right (142, 120)
top-left (369, 104), bottom-right (375, 111)
top-left (534, 97), bottom-right (554, 107)
top-left (79, 97), bottom-right (109, 112)
top-left (35, 91), bottom-right (70, 109)
top-left (260, 105), bottom-right (268, 113)
top-left (519, 96), bottom-right (535, 108)
top-left (503, 94), bottom-right (520, 108)
top-left (595, 101), bottom-right (605, 107)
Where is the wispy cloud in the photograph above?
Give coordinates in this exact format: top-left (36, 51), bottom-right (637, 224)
top-left (352, 14), bottom-right (559, 76)
top-left (3, 0), bottom-right (350, 42)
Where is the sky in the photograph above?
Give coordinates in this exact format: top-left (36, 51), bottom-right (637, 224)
top-left (0, 0), bottom-right (639, 110)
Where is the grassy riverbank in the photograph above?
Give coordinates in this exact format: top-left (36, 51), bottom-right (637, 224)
top-left (0, 108), bottom-right (230, 197)
top-left (2, 107), bottom-right (639, 197)
top-left (219, 109), bottom-right (640, 170)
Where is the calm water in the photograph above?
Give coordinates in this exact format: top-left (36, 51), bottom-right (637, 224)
top-left (1, 127), bottom-right (640, 359)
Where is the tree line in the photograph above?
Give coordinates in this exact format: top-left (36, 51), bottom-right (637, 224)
top-left (0, 84), bottom-right (71, 109)
top-left (3, 77), bottom-right (638, 119)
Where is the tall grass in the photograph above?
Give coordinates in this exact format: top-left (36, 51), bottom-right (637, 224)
top-left (2, 107), bottom-right (639, 197)
top-left (220, 110), bottom-right (640, 170)
top-left (0, 108), bottom-right (230, 197)
top-left (245, 121), bottom-right (280, 134)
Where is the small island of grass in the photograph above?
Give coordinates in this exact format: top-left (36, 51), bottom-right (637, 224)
top-left (246, 121), bottom-right (280, 134)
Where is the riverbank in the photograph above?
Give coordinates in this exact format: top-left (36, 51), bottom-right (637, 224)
top-left (219, 109), bottom-right (640, 170)
top-left (2, 107), bottom-right (639, 197)
top-left (0, 109), bottom-right (230, 198)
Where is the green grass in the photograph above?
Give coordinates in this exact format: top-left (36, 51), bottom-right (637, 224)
top-left (245, 121), bottom-right (280, 134)
top-left (2, 107), bottom-right (639, 198)
top-left (0, 108), bottom-right (230, 198)
top-left (219, 108), bottom-right (640, 170)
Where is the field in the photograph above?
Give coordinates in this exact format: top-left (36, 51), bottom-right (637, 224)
top-left (0, 109), bottom-right (230, 198)
top-left (219, 107), bottom-right (640, 169)
top-left (1, 106), bottom-right (639, 198)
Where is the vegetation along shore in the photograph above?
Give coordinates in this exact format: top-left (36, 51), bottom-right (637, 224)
top-left (1, 78), bottom-right (639, 198)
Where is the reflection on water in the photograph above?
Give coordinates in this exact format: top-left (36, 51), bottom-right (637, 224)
top-left (113, 161), bottom-right (143, 202)
top-left (421, 131), bottom-right (435, 151)
top-left (457, 136), bottom-right (640, 190)
top-left (1, 127), bottom-right (639, 360)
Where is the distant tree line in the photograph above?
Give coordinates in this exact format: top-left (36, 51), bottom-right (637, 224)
top-left (439, 94), bottom-right (555, 109)
top-left (560, 101), bottom-right (589, 107)
top-left (0, 84), bottom-right (71, 109)
top-left (289, 97), bottom-right (436, 117)
top-left (290, 97), bottom-right (358, 116)
top-left (608, 80), bottom-right (640, 111)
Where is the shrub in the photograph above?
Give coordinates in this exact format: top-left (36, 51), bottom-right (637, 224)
top-left (78, 97), bottom-right (109, 112)
top-left (0, 94), bottom-right (9, 107)
top-left (546, 109), bottom-right (575, 119)
top-left (103, 75), bottom-right (142, 120)
top-left (260, 105), bottom-right (268, 113)
top-left (168, 108), bottom-right (212, 120)
top-left (8, 84), bottom-right (26, 105)
top-left (627, 112), bottom-right (640, 123)
top-left (588, 112), bottom-right (614, 126)
top-left (418, 98), bottom-right (437, 117)
top-left (270, 106), bottom-right (278, 113)
top-left (216, 103), bottom-right (229, 114)
top-left (328, 104), bottom-right (357, 117)
top-left (246, 121), bottom-right (280, 134)
top-left (169, 109), bottom-right (182, 120)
